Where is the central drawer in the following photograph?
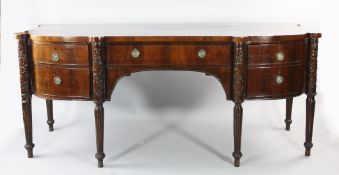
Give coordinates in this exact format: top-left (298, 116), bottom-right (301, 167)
top-left (106, 44), bottom-right (231, 66)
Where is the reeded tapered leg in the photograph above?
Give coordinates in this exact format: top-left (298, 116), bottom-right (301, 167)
top-left (304, 96), bottom-right (315, 156)
top-left (22, 97), bottom-right (35, 158)
top-left (285, 98), bottom-right (293, 131)
top-left (232, 103), bottom-right (243, 167)
top-left (94, 102), bottom-right (105, 168)
top-left (46, 100), bottom-right (54, 132)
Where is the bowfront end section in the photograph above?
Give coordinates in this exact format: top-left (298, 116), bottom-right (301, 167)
top-left (30, 40), bottom-right (92, 100)
top-left (245, 38), bottom-right (308, 100)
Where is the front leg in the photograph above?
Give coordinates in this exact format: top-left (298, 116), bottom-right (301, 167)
top-left (305, 96), bottom-right (315, 156)
top-left (94, 102), bottom-right (105, 167)
top-left (232, 102), bottom-right (243, 167)
top-left (22, 97), bottom-right (34, 158)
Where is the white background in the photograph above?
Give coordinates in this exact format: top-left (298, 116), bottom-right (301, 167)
top-left (1, 0), bottom-right (339, 175)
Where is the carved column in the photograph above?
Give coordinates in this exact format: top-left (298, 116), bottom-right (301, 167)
top-left (232, 40), bottom-right (245, 167)
top-left (91, 37), bottom-right (106, 167)
top-left (17, 32), bottom-right (35, 158)
top-left (46, 100), bottom-right (54, 131)
top-left (304, 35), bottom-right (319, 156)
top-left (285, 97), bottom-right (293, 131)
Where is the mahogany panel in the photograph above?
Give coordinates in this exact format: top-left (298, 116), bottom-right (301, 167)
top-left (248, 41), bottom-right (305, 66)
top-left (33, 65), bottom-right (90, 99)
top-left (246, 64), bottom-right (303, 98)
top-left (106, 44), bottom-right (231, 66)
top-left (32, 43), bottom-right (89, 65)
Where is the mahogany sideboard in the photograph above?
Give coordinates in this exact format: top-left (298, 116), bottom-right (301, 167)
top-left (16, 24), bottom-right (321, 168)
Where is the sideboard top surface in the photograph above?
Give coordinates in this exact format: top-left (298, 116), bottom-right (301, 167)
top-left (24, 23), bottom-right (321, 42)
top-left (28, 23), bottom-right (320, 36)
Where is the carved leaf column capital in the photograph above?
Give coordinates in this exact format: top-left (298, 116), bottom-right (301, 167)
top-left (307, 37), bottom-right (319, 96)
top-left (232, 41), bottom-right (246, 103)
top-left (17, 32), bottom-right (32, 100)
top-left (91, 37), bottom-right (106, 103)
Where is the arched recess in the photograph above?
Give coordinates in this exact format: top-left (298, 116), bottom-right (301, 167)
top-left (105, 67), bottom-right (232, 101)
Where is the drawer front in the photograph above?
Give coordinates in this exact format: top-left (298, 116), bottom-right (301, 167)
top-left (248, 41), bottom-right (304, 66)
top-left (33, 66), bottom-right (90, 99)
top-left (106, 44), bottom-right (231, 65)
top-left (246, 65), bottom-right (303, 98)
top-left (32, 43), bottom-right (89, 65)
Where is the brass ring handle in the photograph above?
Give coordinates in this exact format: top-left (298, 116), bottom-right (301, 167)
top-left (275, 75), bottom-right (284, 84)
top-left (276, 52), bottom-right (284, 61)
top-left (198, 49), bottom-right (207, 59)
top-left (131, 48), bottom-right (140, 58)
top-left (51, 53), bottom-right (60, 62)
top-left (54, 76), bottom-right (62, 85)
